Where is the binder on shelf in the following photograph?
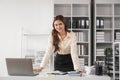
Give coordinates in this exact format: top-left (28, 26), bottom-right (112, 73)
top-left (76, 21), bottom-right (79, 28)
top-left (67, 19), bottom-right (71, 28)
top-left (81, 45), bottom-right (84, 55)
top-left (78, 45), bottom-right (81, 56)
top-left (76, 32), bottom-right (79, 42)
top-left (96, 19), bottom-right (100, 28)
top-left (78, 20), bottom-right (81, 28)
top-left (85, 19), bottom-right (89, 29)
top-left (96, 18), bottom-right (104, 28)
top-left (81, 19), bottom-right (85, 28)
top-left (100, 18), bottom-right (104, 28)
top-left (72, 20), bottom-right (76, 28)
top-left (79, 32), bottom-right (84, 42)
top-left (65, 17), bottom-right (71, 28)
top-left (79, 45), bottom-right (84, 55)
top-left (79, 44), bottom-right (88, 55)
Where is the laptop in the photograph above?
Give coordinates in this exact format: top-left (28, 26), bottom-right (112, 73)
top-left (6, 58), bottom-right (39, 76)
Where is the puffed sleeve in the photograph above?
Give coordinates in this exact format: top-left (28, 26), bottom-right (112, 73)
top-left (40, 33), bottom-right (54, 68)
top-left (70, 32), bottom-right (80, 70)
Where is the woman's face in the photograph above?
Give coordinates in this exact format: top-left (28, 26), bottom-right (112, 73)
top-left (54, 20), bottom-right (65, 33)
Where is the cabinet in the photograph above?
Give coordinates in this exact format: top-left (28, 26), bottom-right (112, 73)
top-left (54, 0), bottom-right (91, 67)
top-left (94, 0), bottom-right (120, 80)
top-left (114, 42), bottom-right (120, 80)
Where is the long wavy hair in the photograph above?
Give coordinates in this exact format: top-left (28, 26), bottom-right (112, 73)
top-left (52, 15), bottom-right (70, 52)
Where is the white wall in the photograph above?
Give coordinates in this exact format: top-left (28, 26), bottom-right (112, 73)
top-left (0, 0), bottom-right (53, 75)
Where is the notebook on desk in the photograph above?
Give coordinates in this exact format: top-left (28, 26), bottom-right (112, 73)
top-left (6, 58), bottom-right (39, 76)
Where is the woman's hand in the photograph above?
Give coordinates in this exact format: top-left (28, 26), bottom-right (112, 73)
top-left (33, 67), bottom-right (43, 72)
top-left (75, 68), bottom-right (86, 73)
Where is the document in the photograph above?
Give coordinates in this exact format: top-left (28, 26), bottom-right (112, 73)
top-left (47, 71), bottom-right (68, 75)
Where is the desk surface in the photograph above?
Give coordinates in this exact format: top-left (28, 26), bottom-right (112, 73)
top-left (0, 73), bottom-right (111, 80)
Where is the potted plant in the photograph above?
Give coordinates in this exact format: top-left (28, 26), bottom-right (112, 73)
top-left (105, 48), bottom-right (112, 55)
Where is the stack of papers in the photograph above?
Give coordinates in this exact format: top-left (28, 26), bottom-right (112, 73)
top-left (47, 71), bottom-right (68, 75)
top-left (47, 71), bottom-right (82, 76)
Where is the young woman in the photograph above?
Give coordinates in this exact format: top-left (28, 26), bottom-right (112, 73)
top-left (34, 15), bottom-right (85, 72)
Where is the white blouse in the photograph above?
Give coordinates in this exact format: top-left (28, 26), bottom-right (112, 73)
top-left (40, 31), bottom-right (80, 70)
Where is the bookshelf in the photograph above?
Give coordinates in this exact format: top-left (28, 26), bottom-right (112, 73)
top-left (114, 42), bottom-right (120, 80)
top-left (54, 0), bottom-right (91, 68)
top-left (94, 0), bottom-right (113, 62)
top-left (114, 2), bottom-right (120, 80)
top-left (94, 0), bottom-right (120, 80)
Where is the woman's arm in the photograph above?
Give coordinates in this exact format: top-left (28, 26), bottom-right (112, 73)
top-left (33, 33), bottom-right (54, 72)
top-left (40, 33), bottom-right (54, 68)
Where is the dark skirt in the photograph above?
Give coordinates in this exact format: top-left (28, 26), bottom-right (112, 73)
top-left (54, 53), bottom-right (74, 72)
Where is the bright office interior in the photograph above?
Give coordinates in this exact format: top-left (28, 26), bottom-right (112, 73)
top-left (0, 1), bottom-right (120, 80)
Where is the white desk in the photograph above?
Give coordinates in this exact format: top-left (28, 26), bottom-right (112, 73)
top-left (0, 73), bottom-right (111, 80)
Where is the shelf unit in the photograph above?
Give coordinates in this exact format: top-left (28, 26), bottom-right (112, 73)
top-left (105, 47), bottom-right (113, 78)
top-left (114, 2), bottom-right (120, 80)
top-left (94, 0), bottom-right (120, 80)
top-left (94, 2), bottom-right (113, 62)
top-left (21, 28), bottom-right (49, 67)
top-left (114, 42), bottom-right (120, 80)
top-left (54, 0), bottom-right (91, 67)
